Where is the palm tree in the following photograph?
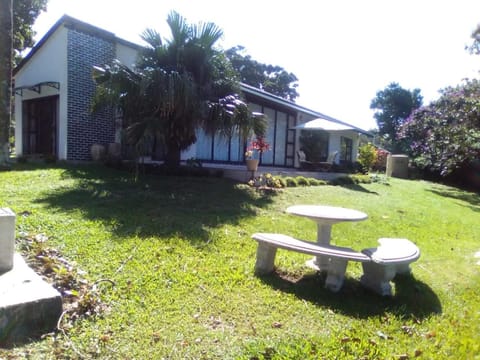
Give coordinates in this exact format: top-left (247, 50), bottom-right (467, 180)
top-left (93, 11), bottom-right (266, 168)
top-left (0, 0), bottom-right (13, 166)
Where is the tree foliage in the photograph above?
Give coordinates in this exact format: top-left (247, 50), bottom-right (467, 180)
top-left (13, 0), bottom-right (48, 65)
top-left (225, 46), bottom-right (299, 102)
top-left (0, 0), bottom-right (47, 164)
top-left (93, 11), bottom-right (266, 168)
top-left (467, 23), bottom-right (480, 55)
top-left (399, 79), bottom-right (480, 176)
top-left (370, 82), bottom-right (423, 153)
top-left (0, 0), bottom-right (13, 165)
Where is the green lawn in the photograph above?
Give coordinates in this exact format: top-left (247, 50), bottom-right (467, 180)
top-left (0, 163), bottom-right (479, 359)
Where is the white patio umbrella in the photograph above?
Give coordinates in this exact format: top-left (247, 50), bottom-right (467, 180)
top-left (293, 118), bottom-right (354, 131)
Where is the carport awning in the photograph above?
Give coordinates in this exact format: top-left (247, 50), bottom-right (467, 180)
top-left (14, 81), bottom-right (60, 96)
top-left (293, 118), bottom-right (354, 131)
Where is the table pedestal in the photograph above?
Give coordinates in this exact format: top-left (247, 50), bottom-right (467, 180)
top-left (306, 223), bottom-right (332, 272)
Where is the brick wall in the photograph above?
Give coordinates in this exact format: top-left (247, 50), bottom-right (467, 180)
top-left (67, 29), bottom-right (115, 160)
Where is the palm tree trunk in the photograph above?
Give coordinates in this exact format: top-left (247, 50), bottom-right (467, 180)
top-left (0, 0), bottom-right (13, 165)
top-left (165, 142), bottom-right (181, 168)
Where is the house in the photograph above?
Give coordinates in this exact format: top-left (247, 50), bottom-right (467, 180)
top-left (13, 15), bottom-right (371, 168)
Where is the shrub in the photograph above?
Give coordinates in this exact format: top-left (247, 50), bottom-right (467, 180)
top-left (247, 173), bottom-right (284, 190)
top-left (296, 176), bottom-right (310, 186)
top-left (308, 178), bottom-right (327, 186)
top-left (373, 148), bottom-right (389, 171)
top-left (357, 143), bottom-right (378, 172)
top-left (284, 177), bottom-right (298, 187)
top-left (277, 177), bottom-right (287, 188)
top-left (350, 174), bottom-right (372, 184)
top-left (370, 173), bottom-right (390, 184)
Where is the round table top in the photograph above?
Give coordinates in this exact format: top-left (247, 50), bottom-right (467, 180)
top-left (286, 205), bottom-right (368, 223)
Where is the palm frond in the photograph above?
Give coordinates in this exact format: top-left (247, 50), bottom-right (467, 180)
top-left (140, 28), bottom-right (163, 49)
top-left (166, 10), bottom-right (190, 46)
top-left (192, 21), bottom-right (223, 48)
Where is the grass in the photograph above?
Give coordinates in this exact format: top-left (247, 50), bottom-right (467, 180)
top-left (0, 163), bottom-right (479, 359)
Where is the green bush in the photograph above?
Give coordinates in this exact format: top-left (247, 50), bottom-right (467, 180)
top-left (277, 177), bottom-right (287, 188)
top-left (247, 173), bottom-right (284, 189)
top-left (284, 177), bottom-right (298, 187)
top-left (296, 176), bottom-right (310, 186)
top-left (330, 174), bottom-right (373, 185)
top-left (349, 174), bottom-right (372, 184)
top-left (308, 178), bottom-right (327, 186)
top-left (357, 143), bottom-right (378, 172)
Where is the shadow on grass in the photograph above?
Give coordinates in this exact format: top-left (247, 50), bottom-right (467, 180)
top-left (31, 164), bottom-right (274, 244)
top-left (428, 186), bottom-right (480, 212)
top-left (336, 183), bottom-right (380, 195)
top-left (258, 271), bottom-right (441, 320)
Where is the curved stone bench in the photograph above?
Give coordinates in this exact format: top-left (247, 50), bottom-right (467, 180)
top-left (361, 238), bottom-right (421, 296)
top-left (252, 233), bottom-right (371, 292)
top-left (251, 233), bottom-right (420, 295)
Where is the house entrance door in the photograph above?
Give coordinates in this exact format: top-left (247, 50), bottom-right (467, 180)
top-left (22, 96), bottom-right (58, 157)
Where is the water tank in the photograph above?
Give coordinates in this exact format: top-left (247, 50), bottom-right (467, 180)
top-left (386, 155), bottom-right (409, 179)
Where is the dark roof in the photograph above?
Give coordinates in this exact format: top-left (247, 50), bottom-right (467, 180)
top-left (240, 83), bottom-right (372, 136)
top-left (13, 14), bottom-right (142, 76)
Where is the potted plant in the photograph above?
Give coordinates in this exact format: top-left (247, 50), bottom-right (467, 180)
top-left (245, 136), bottom-right (270, 171)
top-left (245, 149), bottom-right (259, 171)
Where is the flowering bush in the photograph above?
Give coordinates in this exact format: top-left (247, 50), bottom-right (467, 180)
top-left (399, 78), bottom-right (480, 176)
top-left (245, 137), bottom-right (270, 159)
top-left (373, 148), bottom-right (390, 171)
top-left (247, 173), bottom-right (284, 190)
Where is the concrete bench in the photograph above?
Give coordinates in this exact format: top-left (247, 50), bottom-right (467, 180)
top-left (251, 233), bottom-right (420, 295)
top-left (252, 233), bottom-right (371, 292)
top-left (361, 238), bottom-right (421, 296)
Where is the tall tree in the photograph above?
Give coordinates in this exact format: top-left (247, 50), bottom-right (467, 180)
top-left (370, 82), bottom-right (423, 153)
top-left (226, 46), bottom-right (299, 102)
top-left (0, 0), bottom-right (13, 165)
top-left (0, 0), bottom-right (47, 165)
top-left (93, 11), bottom-right (266, 168)
top-left (13, 0), bottom-right (48, 66)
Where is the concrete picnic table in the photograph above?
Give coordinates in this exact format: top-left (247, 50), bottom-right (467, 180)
top-left (285, 205), bottom-right (368, 270)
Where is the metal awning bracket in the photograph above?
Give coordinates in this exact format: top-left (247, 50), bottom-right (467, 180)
top-left (14, 81), bottom-right (60, 97)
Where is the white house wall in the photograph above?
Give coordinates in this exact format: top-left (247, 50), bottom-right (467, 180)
top-left (14, 26), bottom-right (69, 159)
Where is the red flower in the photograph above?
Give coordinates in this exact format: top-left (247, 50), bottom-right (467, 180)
top-left (250, 137), bottom-right (270, 154)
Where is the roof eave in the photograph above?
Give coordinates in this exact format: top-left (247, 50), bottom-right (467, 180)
top-left (13, 14), bottom-right (142, 77)
top-left (240, 83), bottom-right (373, 137)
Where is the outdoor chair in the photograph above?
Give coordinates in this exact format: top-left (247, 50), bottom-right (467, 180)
top-left (317, 151), bottom-right (338, 172)
top-left (297, 150), bottom-right (314, 169)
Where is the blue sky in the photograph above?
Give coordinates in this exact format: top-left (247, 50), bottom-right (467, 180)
top-left (32, 0), bottom-right (480, 130)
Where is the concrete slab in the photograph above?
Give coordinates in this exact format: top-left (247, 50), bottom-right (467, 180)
top-left (0, 253), bottom-right (62, 346)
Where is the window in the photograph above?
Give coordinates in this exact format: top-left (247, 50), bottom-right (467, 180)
top-left (340, 137), bottom-right (353, 162)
